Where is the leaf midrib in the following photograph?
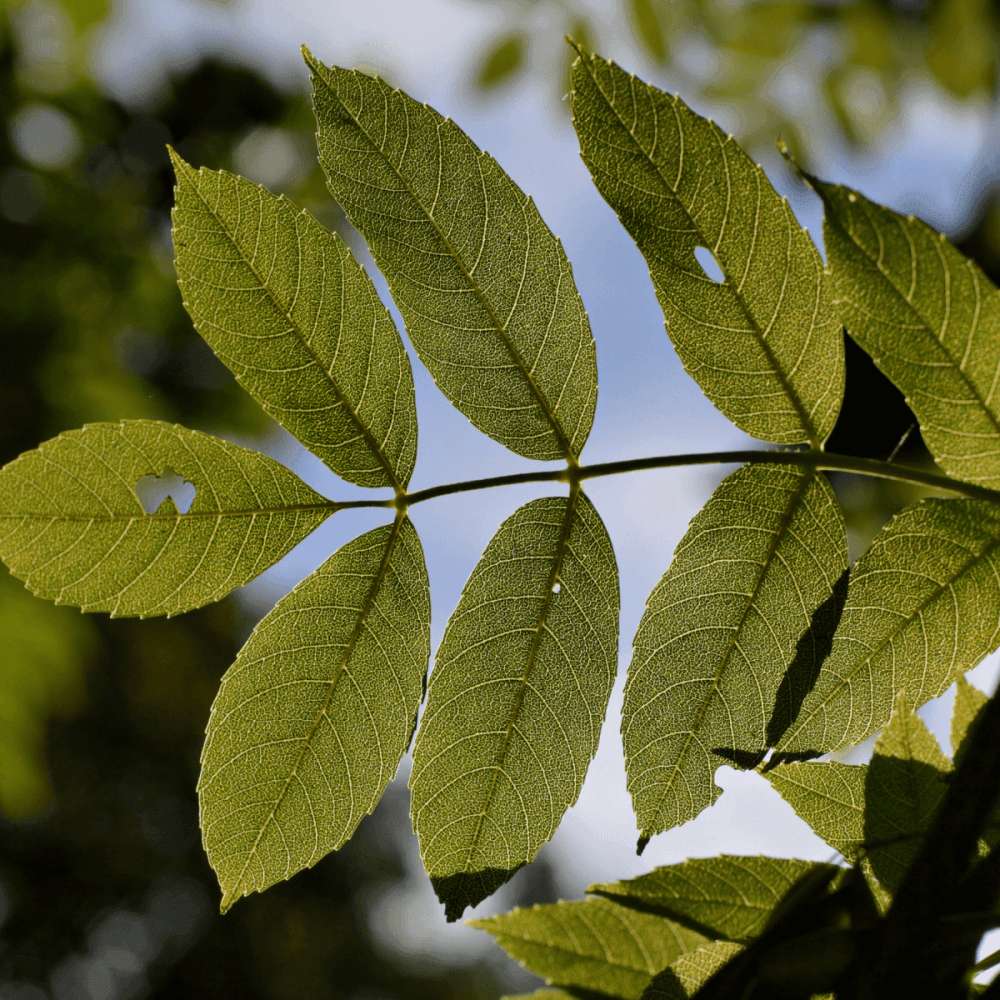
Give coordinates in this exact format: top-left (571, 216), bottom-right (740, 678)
top-left (220, 513), bottom-right (404, 911)
top-left (0, 503), bottom-right (338, 521)
top-left (308, 54), bottom-right (578, 464)
top-left (779, 525), bottom-right (1000, 750)
top-left (575, 53), bottom-right (823, 449)
top-left (173, 152), bottom-right (405, 494)
top-left (459, 486), bottom-right (581, 872)
top-left (636, 470), bottom-right (812, 836)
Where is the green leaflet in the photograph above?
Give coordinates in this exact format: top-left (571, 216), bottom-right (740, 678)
top-left (410, 491), bottom-right (619, 919)
top-left (170, 151), bottom-right (416, 492)
top-left (470, 897), bottom-right (708, 1000)
top-left (863, 692), bottom-right (951, 894)
top-left (765, 760), bottom-right (867, 863)
top-left (641, 941), bottom-right (744, 1000)
top-left (775, 498), bottom-right (1000, 754)
top-left (952, 676), bottom-right (988, 760)
top-left (0, 420), bottom-right (332, 617)
top-left (305, 48), bottom-right (598, 463)
top-left (622, 465), bottom-right (848, 841)
top-left (815, 177), bottom-right (1000, 488)
top-left (589, 856), bottom-right (837, 943)
top-left (199, 516), bottom-right (430, 912)
top-left (570, 50), bottom-right (842, 448)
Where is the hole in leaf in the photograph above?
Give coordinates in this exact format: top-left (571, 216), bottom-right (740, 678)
top-left (135, 467), bottom-right (196, 514)
top-left (694, 245), bottom-right (725, 282)
top-left (552, 582), bottom-right (561, 594)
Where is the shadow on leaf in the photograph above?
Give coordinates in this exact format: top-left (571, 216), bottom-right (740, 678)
top-left (432, 866), bottom-right (525, 922)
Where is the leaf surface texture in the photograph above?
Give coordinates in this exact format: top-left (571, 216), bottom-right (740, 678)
top-left (571, 51), bottom-right (843, 447)
top-left (775, 498), bottom-right (1000, 753)
top-left (199, 517), bottom-right (430, 911)
top-left (0, 420), bottom-right (331, 617)
top-left (589, 855), bottom-right (836, 943)
top-left (306, 49), bottom-right (597, 462)
top-left (470, 897), bottom-right (708, 1000)
top-left (623, 465), bottom-right (847, 840)
top-left (410, 492), bottom-right (619, 919)
top-left (170, 152), bottom-right (416, 491)
top-left (817, 178), bottom-right (1000, 487)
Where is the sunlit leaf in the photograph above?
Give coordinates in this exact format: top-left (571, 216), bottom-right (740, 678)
top-left (570, 50), bottom-right (843, 447)
top-left (641, 941), bottom-right (745, 1000)
top-left (623, 465), bottom-right (847, 841)
top-left (305, 48), bottom-right (598, 462)
top-left (199, 516), bottom-right (430, 912)
top-left (470, 897), bottom-right (708, 1000)
top-left (410, 491), bottom-right (619, 919)
top-left (775, 498), bottom-right (1000, 754)
top-left (863, 691), bottom-right (950, 894)
top-left (765, 760), bottom-right (867, 862)
top-left (815, 177), bottom-right (1000, 488)
top-left (0, 420), bottom-right (333, 617)
top-left (170, 150), bottom-right (416, 491)
top-left (590, 856), bottom-right (837, 943)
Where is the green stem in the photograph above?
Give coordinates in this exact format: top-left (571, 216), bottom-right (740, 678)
top-left (331, 449), bottom-right (1000, 511)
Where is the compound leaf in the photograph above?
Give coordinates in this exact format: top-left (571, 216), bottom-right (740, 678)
top-left (816, 178), bottom-right (1000, 488)
top-left (570, 49), bottom-right (842, 448)
top-left (641, 941), bottom-right (745, 1000)
top-left (410, 491), bottom-right (619, 920)
top-left (170, 151), bottom-right (416, 491)
top-left (199, 516), bottom-right (430, 911)
top-left (623, 465), bottom-right (847, 842)
top-left (305, 48), bottom-right (598, 462)
top-left (775, 498), bottom-right (1000, 754)
top-left (863, 691), bottom-right (951, 894)
top-left (765, 760), bottom-right (867, 863)
top-left (0, 420), bottom-right (332, 617)
top-left (470, 897), bottom-right (708, 1000)
top-left (589, 856), bottom-right (838, 943)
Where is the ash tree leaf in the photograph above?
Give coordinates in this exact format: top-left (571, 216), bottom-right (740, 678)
top-left (469, 897), bottom-right (709, 1000)
top-left (169, 150), bottom-right (416, 492)
top-left (951, 675), bottom-right (988, 760)
top-left (589, 856), bottom-right (838, 943)
top-left (814, 177), bottom-right (1000, 488)
top-left (622, 465), bottom-right (848, 843)
top-left (863, 691), bottom-right (951, 894)
top-left (305, 48), bottom-right (598, 463)
top-left (640, 941), bottom-right (745, 1000)
top-left (0, 420), bottom-right (333, 617)
top-left (410, 491), bottom-right (619, 920)
top-left (199, 515), bottom-right (430, 912)
top-left (775, 497), bottom-right (1000, 755)
top-left (570, 49), bottom-right (843, 448)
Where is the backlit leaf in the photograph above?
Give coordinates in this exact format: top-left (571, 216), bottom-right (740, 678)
top-left (570, 50), bottom-right (843, 448)
top-left (816, 177), bottom-right (1000, 488)
top-left (590, 856), bottom-right (837, 943)
top-left (863, 691), bottom-right (950, 893)
top-left (170, 150), bottom-right (416, 491)
top-left (775, 498), bottom-right (1000, 754)
top-left (470, 897), bottom-right (708, 1000)
top-left (765, 760), bottom-right (867, 862)
top-left (306, 49), bottom-right (598, 462)
top-left (952, 675), bottom-right (988, 759)
top-left (410, 491), bottom-right (619, 919)
top-left (199, 516), bottom-right (430, 911)
top-left (641, 941), bottom-right (745, 1000)
top-left (0, 420), bottom-right (332, 617)
top-left (478, 34), bottom-right (527, 89)
top-left (622, 465), bottom-right (847, 842)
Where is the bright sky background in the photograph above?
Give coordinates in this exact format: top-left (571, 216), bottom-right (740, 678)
top-left (78, 0), bottom-right (1000, 978)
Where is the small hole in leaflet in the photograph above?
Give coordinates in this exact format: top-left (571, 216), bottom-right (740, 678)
top-left (694, 246), bottom-right (725, 283)
top-left (135, 467), bottom-right (196, 514)
top-left (552, 582), bottom-right (561, 594)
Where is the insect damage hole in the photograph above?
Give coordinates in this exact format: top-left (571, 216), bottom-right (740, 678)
top-left (694, 246), bottom-right (725, 283)
top-left (135, 467), bottom-right (196, 514)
